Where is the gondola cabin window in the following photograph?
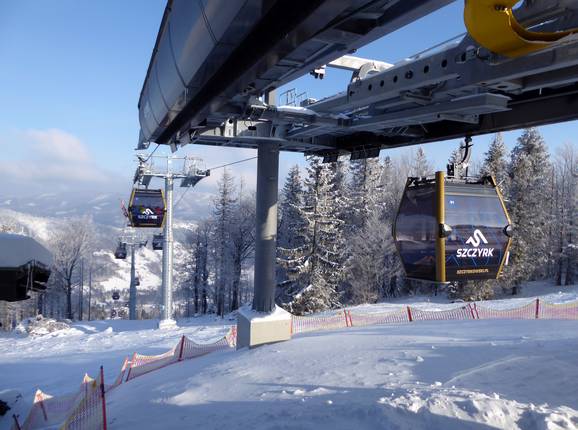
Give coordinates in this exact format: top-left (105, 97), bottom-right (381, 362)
top-left (394, 184), bottom-right (437, 280)
top-left (444, 185), bottom-right (510, 281)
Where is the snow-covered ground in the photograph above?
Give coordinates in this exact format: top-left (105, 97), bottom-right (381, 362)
top-left (1, 283), bottom-right (577, 429)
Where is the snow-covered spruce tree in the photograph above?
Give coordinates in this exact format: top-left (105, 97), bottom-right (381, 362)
top-left (379, 156), bottom-right (407, 296)
top-left (228, 191), bottom-right (255, 311)
top-left (411, 147), bottom-right (433, 177)
top-left (347, 157), bottom-right (383, 231)
top-left (211, 169), bottom-right (236, 316)
top-left (481, 133), bottom-right (509, 188)
top-left (552, 144), bottom-right (577, 286)
top-left (188, 220), bottom-right (211, 315)
top-left (447, 146), bottom-right (464, 178)
top-left (346, 208), bottom-right (400, 304)
top-left (280, 157), bottom-right (346, 315)
top-left (502, 128), bottom-right (551, 294)
top-left (344, 157), bottom-right (390, 303)
top-left (276, 165), bottom-right (307, 301)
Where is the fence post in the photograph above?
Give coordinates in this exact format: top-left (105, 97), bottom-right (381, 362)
top-left (348, 310), bottom-right (353, 327)
top-left (35, 391), bottom-right (48, 422)
top-left (407, 306), bottom-right (413, 322)
top-left (125, 353), bottom-right (136, 382)
top-left (100, 366), bottom-right (108, 430)
top-left (12, 414), bottom-right (22, 430)
top-left (178, 335), bottom-right (186, 361)
top-left (343, 309), bottom-right (350, 327)
top-left (535, 298), bottom-right (540, 319)
top-left (468, 303), bottom-right (476, 320)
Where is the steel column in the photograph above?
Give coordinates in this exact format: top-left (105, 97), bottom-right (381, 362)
top-left (129, 245), bottom-right (136, 320)
top-left (161, 175), bottom-right (174, 321)
top-left (252, 142), bottom-right (280, 312)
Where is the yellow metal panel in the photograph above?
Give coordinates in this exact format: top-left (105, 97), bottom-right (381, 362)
top-left (435, 171), bottom-right (446, 283)
top-left (464, 0), bottom-right (578, 58)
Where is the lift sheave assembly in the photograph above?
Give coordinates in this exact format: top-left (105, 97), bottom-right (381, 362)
top-left (128, 188), bottom-right (166, 228)
top-left (394, 172), bottom-right (512, 284)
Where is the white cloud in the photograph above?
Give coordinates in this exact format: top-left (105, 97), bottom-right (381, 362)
top-left (0, 128), bottom-right (123, 195)
top-left (24, 128), bottom-right (91, 163)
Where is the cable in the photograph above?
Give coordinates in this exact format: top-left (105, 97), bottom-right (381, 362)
top-left (206, 156), bottom-right (257, 171)
top-left (143, 143), bottom-right (160, 162)
top-left (173, 187), bottom-right (191, 209)
top-left (173, 156), bottom-right (257, 209)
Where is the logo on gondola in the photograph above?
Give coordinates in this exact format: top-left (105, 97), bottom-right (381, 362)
top-left (465, 229), bottom-right (488, 247)
top-left (457, 229), bottom-right (494, 258)
top-left (142, 208), bottom-right (155, 216)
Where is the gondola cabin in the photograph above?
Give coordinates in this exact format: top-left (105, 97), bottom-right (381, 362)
top-left (393, 172), bottom-right (512, 283)
top-left (128, 189), bottom-right (165, 228)
top-left (112, 291), bottom-right (120, 301)
top-left (0, 233), bottom-right (52, 302)
top-left (114, 243), bottom-right (127, 260)
top-left (152, 234), bottom-right (163, 251)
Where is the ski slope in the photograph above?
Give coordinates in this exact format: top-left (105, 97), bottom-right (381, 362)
top-left (1, 284), bottom-right (577, 429)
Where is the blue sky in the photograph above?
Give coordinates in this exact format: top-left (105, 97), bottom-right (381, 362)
top-left (0, 1), bottom-right (575, 200)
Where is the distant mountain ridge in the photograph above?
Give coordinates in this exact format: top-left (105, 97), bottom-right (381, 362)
top-left (0, 205), bottom-right (197, 316)
top-left (0, 189), bottom-right (213, 227)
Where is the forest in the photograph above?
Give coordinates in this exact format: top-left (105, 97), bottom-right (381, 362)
top-left (1, 128), bottom-right (576, 325)
top-left (180, 128), bottom-right (577, 316)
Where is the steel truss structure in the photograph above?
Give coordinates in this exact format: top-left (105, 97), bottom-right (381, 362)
top-left (138, 0), bottom-right (578, 158)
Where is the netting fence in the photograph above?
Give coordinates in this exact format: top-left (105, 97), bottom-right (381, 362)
top-left (11, 299), bottom-right (578, 430)
top-left (290, 298), bottom-right (578, 334)
top-left (12, 327), bottom-right (237, 430)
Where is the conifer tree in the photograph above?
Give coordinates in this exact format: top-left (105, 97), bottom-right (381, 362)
top-left (280, 157), bottom-right (345, 314)
top-left (211, 169), bottom-right (236, 316)
top-left (481, 133), bottom-right (509, 187)
top-left (347, 158), bottom-right (383, 230)
top-left (411, 147), bottom-right (432, 177)
top-left (503, 128), bottom-right (551, 294)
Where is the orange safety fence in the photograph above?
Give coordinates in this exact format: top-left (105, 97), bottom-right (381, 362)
top-left (60, 368), bottom-right (107, 430)
top-left (291, 298), bottom-right (578, 335)
top-left (346, 308), bottom-right (410, 327)
top-left (125, 327), bottom-right (236, 382)
top-left (13, 372), bottom-right (106, 430)
top-left (411, 305), bottom-right (475, 322)
top-left (12, 327), bottom-right (237, 430)
top-left (474, 300), bottom-right (537, 320)
top-left (291, 312), bottom-right (348, 334)
top-left (12, 300), bottom-right (578, 429)
top-left (539, 300), bottom-right (578, 320)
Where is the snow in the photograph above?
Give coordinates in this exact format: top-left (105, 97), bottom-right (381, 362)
top-left (0, 233), bottom-right (52, 267)
top-left (1, 287), bottom-right (578, 429)
top-left (238, 304), bottom-right (291, 322)
top-left (277, 105), bottom-right (317, 116)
